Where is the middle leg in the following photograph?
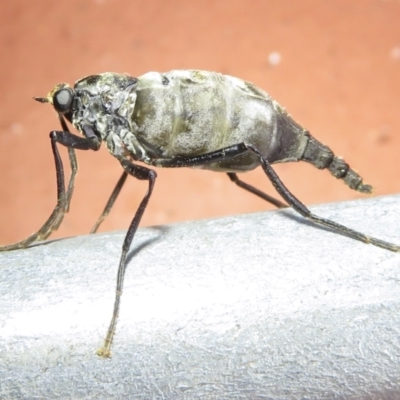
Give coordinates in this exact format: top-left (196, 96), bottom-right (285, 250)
top-left (227, 172), bottom-right (287, 209)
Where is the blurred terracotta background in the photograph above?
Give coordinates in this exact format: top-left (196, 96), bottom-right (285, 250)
top-left (0, 0), bottom-right (399, 244)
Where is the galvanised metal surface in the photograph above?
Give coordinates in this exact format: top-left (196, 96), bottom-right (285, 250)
top-left (1, 195), bottom-right (400, 399)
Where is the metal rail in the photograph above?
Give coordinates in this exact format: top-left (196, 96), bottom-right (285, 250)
top-left (1, 195), bottom-right (400, 399)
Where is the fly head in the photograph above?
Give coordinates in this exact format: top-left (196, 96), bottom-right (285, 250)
top-left (35, 73), bottom-right (139, 158)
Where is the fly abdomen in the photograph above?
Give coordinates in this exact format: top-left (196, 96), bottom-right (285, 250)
top-left (271, 107), bottom-right (372, 194)
top-left (301, 134), bottom-right (372, 194)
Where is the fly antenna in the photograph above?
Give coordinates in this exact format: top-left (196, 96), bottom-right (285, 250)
top-left (34, 97), bottom-right (49, 103)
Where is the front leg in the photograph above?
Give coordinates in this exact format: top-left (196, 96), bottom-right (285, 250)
top-left (0, 123), bottom-right (100, 251)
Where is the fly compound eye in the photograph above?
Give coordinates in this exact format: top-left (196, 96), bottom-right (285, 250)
top-left (53, 88), bottom-right (74, 114)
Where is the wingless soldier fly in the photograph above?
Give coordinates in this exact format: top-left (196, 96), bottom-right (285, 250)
top-left (1, 70), bottom-right (399, 357)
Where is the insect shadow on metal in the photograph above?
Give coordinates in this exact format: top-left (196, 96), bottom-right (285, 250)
top-left (1, 70), bottom-right (399, 357)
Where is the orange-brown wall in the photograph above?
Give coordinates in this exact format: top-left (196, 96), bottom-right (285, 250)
top-left (1, 0), bottom-right (399, 243)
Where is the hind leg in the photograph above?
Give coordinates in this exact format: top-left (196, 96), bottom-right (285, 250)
top-left (246, 143), bottom-right (400, 253)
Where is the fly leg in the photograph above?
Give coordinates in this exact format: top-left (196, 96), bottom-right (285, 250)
top-left (0, 134), bottom-right (69, 251)
top-left (91, 171), bottom-right (128, 234)
top-left (95, 145), bottom-right (269, 354)
top-left (245, 144), bottom-right (400, 253)
top-left (152, 145), bottom-right (287, 208)
top-left (0, 118), bottom-right (99, 251)
top-left (96, 161), bottom-right (156, 358)
top-left (48, 116), bottom-right (79, 232)
top-left (227, 172), bottom-right (287, 209)
top-left (153, 142), bottom-right (399, 252)
top-left (151, 144), bottom-right (251, 168)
